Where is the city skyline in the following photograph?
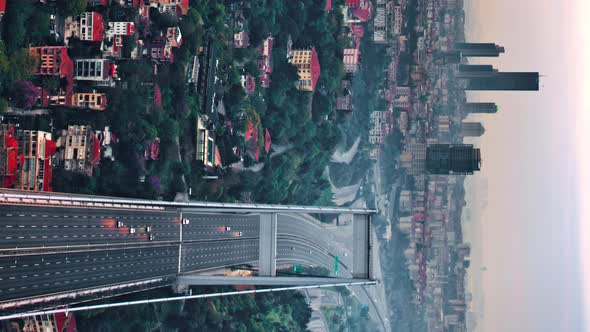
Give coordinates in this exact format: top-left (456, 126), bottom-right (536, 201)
top-left (465, 0), bottom-right (589, 331)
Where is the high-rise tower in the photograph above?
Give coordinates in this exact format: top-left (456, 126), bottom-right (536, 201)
top-left (456, 64), bottom-right (498, 78)
top-left (426, 144), bottom-right (481, 175)
top-left (463, 103), bottom-right (498, 114)
top-left (454, 43), bottom-right (505, 57)
top-left (461, 122), bottom-right (485, 137)
top-left (465, 72), bottom-right (539, 91)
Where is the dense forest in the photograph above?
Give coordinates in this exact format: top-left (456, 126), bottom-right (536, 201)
top-left (77, 287), bottom-right (311, 331)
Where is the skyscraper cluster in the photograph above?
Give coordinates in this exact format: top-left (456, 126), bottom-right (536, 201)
top-left (416, 43), bottom-right (539, 176)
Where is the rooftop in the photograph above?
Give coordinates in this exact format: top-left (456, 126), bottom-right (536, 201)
top-left (310, 48), bottom-right (321, 90)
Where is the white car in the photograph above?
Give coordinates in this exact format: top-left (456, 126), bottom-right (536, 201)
top-left (225, 226), bottom-right (231, 231)
top-left (116, 221), bottom-right (124, 228)
top-left (129, 228), bottom-right (136, 234)
top-left (182, 218), bottom-right (190, 225)
top-left (146, 226), bottom-right (153, 233)
top-left (148, 234), bottom-right (155, 241)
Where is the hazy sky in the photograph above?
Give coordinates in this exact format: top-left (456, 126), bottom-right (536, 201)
top-left (464, 1), bottom-right (590, 331)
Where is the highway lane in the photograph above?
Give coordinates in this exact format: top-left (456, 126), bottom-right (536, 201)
top-left (277, 214), bottom-right (352, 268)
top-left (0, 206), bottom-right (179, 249)
top-left (276, 214), bottom-right (386, 331)
top-left (181, 238), bottom-right (259, 272)
top-left (181, 212), bottom-right (260, 241)
top-left (0, 246), bottom-right (179, 302)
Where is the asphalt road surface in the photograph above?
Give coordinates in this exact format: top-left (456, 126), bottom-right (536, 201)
top-left (0, 207), bottom-right (262, 304)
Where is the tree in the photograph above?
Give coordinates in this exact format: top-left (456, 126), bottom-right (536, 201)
top-left (12, 80), bottom-right (40, 109)
top-left (57, 0), bottom-right (88, 17)
top-left (42, 76), bottom-right (61, 93)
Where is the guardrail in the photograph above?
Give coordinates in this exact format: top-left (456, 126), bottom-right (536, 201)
top-left (0, 190), bottom-right (379, 214)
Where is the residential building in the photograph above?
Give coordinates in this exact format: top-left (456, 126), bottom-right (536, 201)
top-left (29, 46), bottom-right (73, 77)
top-left (400, 142), bottom-right (427, 175)
top-left (0, 128), bottom-right (18, 189)
top-left (373, 0), bottom-right (387, 43)
top-left (346, 0), bottom-right (360, 8)
top-left (233, 31), bottom-right (249, 48)
top-left (196, 114), bottom-right (216, 167)
top-left (288, 48), bottom-right (321, 91)
top-left (257, 37), bottom-right (274, 87)
top-left (151, 0), bottom-right (189, 16)
top-left (71, 92), bottom-right (107, 111)
top-left (392, 6), bottom-right (403, 35)
top-left (103, 35), bottom-right (124, 58)
top-left (336, 81), bottom-right (353, 111)
top-left (187, 55), bottom-right (200, 84)
top-left (107, 21), bottom-right (135, 37)
top-left (350, 0), bottom-right (373, 22)
top-left (79, 12), bottom-right (105, 41)
top-left (22, 312), bottom-right (78, 332)
top-left (343, 48), bottom-right (361, 73)
top-left (369, 111), bottom-right (388, 144)
top-left (148, 27), bottom-right (183, 63)
top-left (14, 129), bottom-right (56, 192)
top-left (56, 125), bottom-right (95, 174)
top-left (393, 95), bottom-right (412, 109)
top-left (74, 59), bottom-right (116, 82)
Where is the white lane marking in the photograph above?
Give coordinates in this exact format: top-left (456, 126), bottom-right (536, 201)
top-left (6, 214), bottom-right (12, 216)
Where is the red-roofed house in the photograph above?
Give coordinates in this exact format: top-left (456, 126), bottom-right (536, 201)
top-left (166, 26), bottom-right (183, 47)
top-left (8, 128), bottom-right (55, 192)
top-left (346, 0), bottom-right (360, 9)
top-left (0, 0), bottom-right (7, 17)
top-left (29, 46), bottom-right (74, 106)
top-left (29, 46), bottom-right (74, 77)
top-left (0, 130), bottom-right (19, 188)
top-left (148, 27), bottom-right (182, 63)
top-left (79, 12), bottom-right (105, 41)
top-left (289, 48), bottom-right (321, 91)
top-left (350, 0), bottom-right (373, 22)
